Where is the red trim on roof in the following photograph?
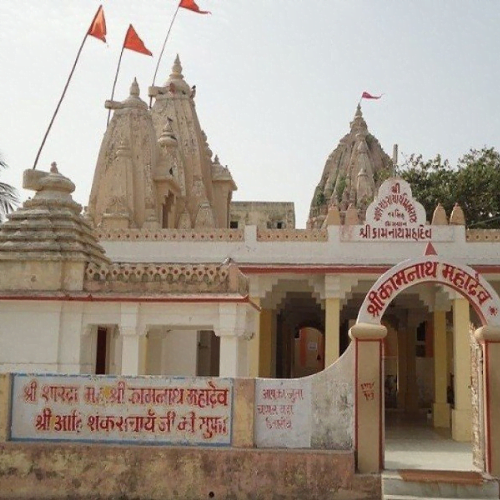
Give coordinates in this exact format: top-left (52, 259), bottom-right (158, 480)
top-left (238, 264), bottom-right (500, 274)
top-left (0, 294), bottom-right (259, 309)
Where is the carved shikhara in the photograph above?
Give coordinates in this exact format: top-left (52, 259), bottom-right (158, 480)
top-left (84, 263), bottom-right (249, 296)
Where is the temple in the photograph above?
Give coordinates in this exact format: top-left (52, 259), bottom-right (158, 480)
top-left (1, 56), bottom-right (500, 498)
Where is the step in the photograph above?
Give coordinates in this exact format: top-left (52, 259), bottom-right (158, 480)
top-left (382, 469), bottom-right (499, 499)
top-left (384, 496), bottom-right (487, 500)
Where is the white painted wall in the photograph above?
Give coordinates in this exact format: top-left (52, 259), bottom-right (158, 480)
top-left (161, 329), bottom-right (198, 376)
top-left (100, 225), bottom-right (500, 267)
top-left (0, 301), bottom-right (63, 373)
top-left (0, 301), bottom-right (254, 376)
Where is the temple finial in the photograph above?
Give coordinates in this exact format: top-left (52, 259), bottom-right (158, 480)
top-left (171, 54), bottom-right (183, 77)
top-left (130, 77), bottom-right (140, 97)
top-left (351, 103), bottom-right (367, 132)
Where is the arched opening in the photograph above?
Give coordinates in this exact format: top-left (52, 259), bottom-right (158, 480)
top-left (353, 252), bottom-right (500, 475)
top-left (293, 326), bottom-right (325, 378)
top-left (275, 292), bottom-right (325, 379)
top-left (257, 279), bottom-right (326, 379)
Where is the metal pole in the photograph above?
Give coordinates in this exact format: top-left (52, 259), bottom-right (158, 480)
top-left (32, 33), bottom-right (89, 169)
top-left (149, 4), bottom-right (181, 107)
top-left (107, 42), bottom-right (126, 126)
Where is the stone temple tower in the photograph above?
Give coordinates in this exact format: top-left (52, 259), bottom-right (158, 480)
top-left (307, 104), bottom-right (393, 228)
top-left (87, 56), bottom-right (237, 230)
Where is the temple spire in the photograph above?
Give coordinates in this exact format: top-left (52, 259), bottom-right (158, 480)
top-left (307, 103), bottom-right (392, 228)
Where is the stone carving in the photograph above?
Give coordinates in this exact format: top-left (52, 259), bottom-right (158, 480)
top-left (143, 163), bottom-right (156, 210)
top-left (256, 229), bottom-right (328, 242)
top-left (89, 57), bottom-right (238, 231)
top-left (95, 228), bottom-right (244, 241)
top-left (308, 104), bottom-right (393, 227)
top-left (88, 80), bottom-right (159, 229)
top-left (0, 167), bottom-right (110, 291)
top-left (84, 263), bottom-right (249, 296)
top-left (467, 229), bottom-right (500, 242)
top-left (146, 55), bottom-right (236, 230)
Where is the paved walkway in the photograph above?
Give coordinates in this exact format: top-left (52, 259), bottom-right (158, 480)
top-left (384, 411), bottom-right (478, 471)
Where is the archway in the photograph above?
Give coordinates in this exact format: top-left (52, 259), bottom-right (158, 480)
top-left (351, 244), bottom-right (500, 475)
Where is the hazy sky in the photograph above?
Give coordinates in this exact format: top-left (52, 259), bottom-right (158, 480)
top-left (1, 1), bottom-right (499, 227)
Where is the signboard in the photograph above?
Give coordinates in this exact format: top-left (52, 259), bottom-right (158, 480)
top-left (11, 375), bottom-right (233, 446)
top-left (340, 178), bottom-right (454, 242)
top-left (254, 378), bottom-right (311, 448)
top-left (358, 255), bottom-right (500, 327)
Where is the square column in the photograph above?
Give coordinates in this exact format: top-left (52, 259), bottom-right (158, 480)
top-left (219, 335), bottom-right (248, 378)
top-left (119, 304), bottom-right (147, 376)
top-left (350, 322), bottom-right (387, 473)
top-left (259, 308), bottom-right (273, 377)
top-left (396, 328), bottom-right (407, 410)
top-left (248, 297), bottom-right (261, 377)
top-left (433, 309), bottom-right (451, 427)
top-left (475, 326), bottom-right (500, 476)
top-left (452, 297), bottom-right (471, 442)
top-left (324, 274), bottom-right (349, 366)
top-left (247, 298), bottom-right (272, 377)
top-left (404, 320), bottom-right (419, 413)
top-left (120, 331), bottom-right (147, 376)
top-left (325, 298), bottom-right (340, 365)
top-left (216, 303), bottom-right (254, 377)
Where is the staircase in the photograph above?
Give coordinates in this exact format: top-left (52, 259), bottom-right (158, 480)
top-left (382, 469), bottom-right (500, 500)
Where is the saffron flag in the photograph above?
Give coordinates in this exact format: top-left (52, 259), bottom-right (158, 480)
top-left (124, 25), bottom-right (153, 56)
top-left (361, 91), bottom-right (382, 100)
top-left (179, 0), bottom-right (211, 14)
top-left (88, 5), bottom-right (107, 43)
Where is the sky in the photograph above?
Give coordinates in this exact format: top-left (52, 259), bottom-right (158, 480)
top-left (1, 1), bottom-right (500, 227)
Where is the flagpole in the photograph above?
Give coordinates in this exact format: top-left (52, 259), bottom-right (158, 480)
top-left (32, 32), bottom-right (89, 170)
top-left (107, 44), bottom-right (126, 126)
top-left (149, 3), bottom-right (181, 107)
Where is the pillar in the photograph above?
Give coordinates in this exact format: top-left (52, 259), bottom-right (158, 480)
top-left (217, 303), bottom-right (252, 377)
top-left (350, 322), bottom-right (387, 473)
top-left (452, 297), bottom-right (471, 442)
top-left (120, 328), bottom-right (147, 375)
top-left (259, 308), bottom-right (273, 377)
top-left (248, 297), bottom-right (261, 377)
top-left (396, 328), bottom-right (407, 410)
top-left (0, 374), bottom-right (12, 442)
top-left (433, 309), bottom-right (451, 427)
top-left (219, 335), bottom-right (247, 377)
top-left (475, 326), bottom-right (500, 476)
top-left (119, 304), bottom-right (147, 376)
top-left (404, 320), bottom-right (419, 413)
top-left (325, 298), bottom-right (341, 366)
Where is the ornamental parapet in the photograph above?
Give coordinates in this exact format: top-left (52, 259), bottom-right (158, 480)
top-left (95, 229), bottom-right (244, 242)
top-left (256, 229), bottom-right (328, 242)
top-left (466, 229), bottom-right (500, 242)
top-left (84, 263), bottom-right (249, 296)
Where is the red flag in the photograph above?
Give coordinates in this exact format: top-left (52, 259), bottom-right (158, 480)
top-left (124, 25), bottom-right (153, 56)
top-left (361, 91), bottom-right (382, 100)
top-left (88, 5), bottom-right (107, 43)
top-left (179, 0), bottom-right (211, 14)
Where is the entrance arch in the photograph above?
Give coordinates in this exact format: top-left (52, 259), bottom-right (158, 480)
top-left (358, 252), bottom-right (500, 328)
top-left (350, 248), bottom-right (500, 476)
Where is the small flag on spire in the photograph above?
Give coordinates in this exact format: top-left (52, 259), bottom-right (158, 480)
top-left (124, 25), bottom-right (153, 56)
top-left (88, 5), bottom-right (107, 43)
top-left (361, 91), bottom-right (383, 100)
top-left (179, 0), bottom-right (211, 15)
